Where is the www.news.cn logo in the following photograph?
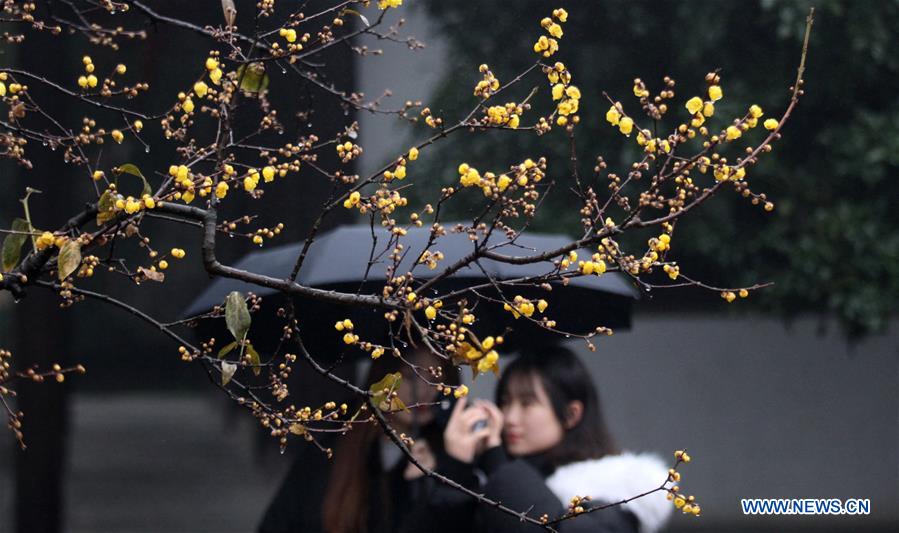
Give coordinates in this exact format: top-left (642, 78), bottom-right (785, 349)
top-left (741, 498), bottom-right (871, 515)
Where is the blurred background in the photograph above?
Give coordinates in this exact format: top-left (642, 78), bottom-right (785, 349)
top-left (1, 1), bottom-right (897, 532)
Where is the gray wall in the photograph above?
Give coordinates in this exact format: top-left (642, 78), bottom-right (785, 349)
top-left (356, 4), bottom-right (447, 178)
top-left (467, 314), bottom-right (899, 531)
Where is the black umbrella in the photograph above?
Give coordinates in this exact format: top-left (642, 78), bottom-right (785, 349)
top-left (185, 223), bottom-right (638, 356)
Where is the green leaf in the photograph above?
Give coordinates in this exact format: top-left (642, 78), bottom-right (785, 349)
top-left (57, 240), bottom-right (82, 281)
top-left (369, 372), bottom-right (408, 413)
top-left (218, 340), bottom-right (238, 359)
top-left (221, 361), bottom-right (237, 386)
top-left (96, 189), bottom-right (119, 226)
top-left (236, 62), bottom-right (269, 95)
top-left (114, 163), bottom-right (152, 197)
top-left (246, 342), bottom-right (261, 376)
top-left (2, 218), bottom-right (31, 271)
top-left (224, 291), bottom-right (251, 341)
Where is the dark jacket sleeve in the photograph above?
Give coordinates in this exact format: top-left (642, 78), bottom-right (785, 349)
top-left (397, 450), bottom-right (481, 533)
top-left (477, 448), bottom-right (640, 533)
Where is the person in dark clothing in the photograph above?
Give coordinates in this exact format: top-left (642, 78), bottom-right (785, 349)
top-left (431, 346), bottom-right (673, 532)
top-left (257, 348), bottom-right (460, 533)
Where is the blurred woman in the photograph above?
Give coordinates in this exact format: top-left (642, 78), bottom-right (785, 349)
top-left (257, 347), bottom-right (459, 533)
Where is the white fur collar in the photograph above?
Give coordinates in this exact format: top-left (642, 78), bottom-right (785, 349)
top-left (545, 452), bottom-right (673, 533)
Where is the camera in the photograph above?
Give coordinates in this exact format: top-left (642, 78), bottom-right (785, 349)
top-left (431, 396), bottom-right (488, 432)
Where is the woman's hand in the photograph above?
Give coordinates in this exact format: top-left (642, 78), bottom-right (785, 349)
top-left (443, 397), bottom-right (491, 463)
top-left (476, 399), bottom-right (504, 449)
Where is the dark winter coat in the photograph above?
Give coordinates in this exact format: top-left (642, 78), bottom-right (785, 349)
top-left (410, 447), bottom-right (673, 533)
top-left (258, 441), bottom-right (671, 533)
top-left (257, 427), bottom-right (448, 533)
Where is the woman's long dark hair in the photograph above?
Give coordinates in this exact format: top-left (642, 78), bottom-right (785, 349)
top-left (496, 344), bottom-right (618, 469)
top-left (322, 348), bottom-right (459, 533)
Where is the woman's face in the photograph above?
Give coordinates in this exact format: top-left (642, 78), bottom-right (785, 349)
top-left (499, 372), bottom-right (564, 457)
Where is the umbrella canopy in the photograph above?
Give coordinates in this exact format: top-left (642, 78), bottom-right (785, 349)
top-left (185, 223), bottom-right (638, 354)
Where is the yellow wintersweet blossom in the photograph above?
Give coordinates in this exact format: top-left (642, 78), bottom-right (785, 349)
top-left (749, 104), bottom-right (763, 118)
top-left (533, 35), bottom-right (559, 57)
top-left (476, 350), bottom-right (499, 374)
top-left (708, 85), bottom-right (723, 101)
top-left (663, 264), bottom-right (680, 280)
top-left (123, 197), bottom-right (141, 214)
top-left (605, 104), bottom-right (621, 126)
top-left (565, 85), bottom-right (581, 100)
top-left (176, 165), bottom-right (189, 183)
top-left (378, 0), bottom-right (402, 9)
top-left (36, 231), bottom-right (55, 250)
top-left (764, 118), bottom-right (779, 130)
top-left (334, 319), bottom-right (354, 331)
top-left (458, 163), bottom-right (481, 187)
top-left (552, 83), bottom-right (565, 101)
top-left (685, 96), bottom-right (703, 115)
top-left (215, 181), bottom-right (229, 199)
top-left (279, 28), bottom-right (297, 43)
top-left (557, 98), bottom-right (578, 116)
top-left (547, 23), bottom-right (563, 38)
top-left (618, 116), bottom-right (634, 135)
top-left (193, 81), bottom-right (208, 98)
top-left (725, 125), bottom-right (742, 141)
top-left (408, 147), bottom-right (419, 161)
top-left (343, 191), bottom-right (361, 209)
top-left (713, 165), bottom-right (732, 181)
